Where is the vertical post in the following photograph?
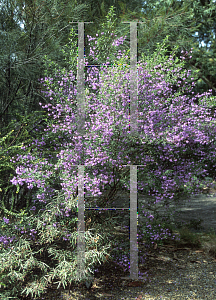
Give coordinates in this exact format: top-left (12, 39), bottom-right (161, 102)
top-left (76, 165), bottom-right (85, 281)
top-left (129, 22), bottom-right (139, 279)
top-left (129, 22), bottom-right (138, 136)
top-left (129, 24), bottom-right (139, 278)
top-left (69, 21), bottom-right (93, 282)
top-left (120, 164), bottom-right (145, 280)
top-left (77, 22), bottom-right (85, 137)
top-left (130, 165), bottom-right (138, 278)
top-left (121, 21), bottom-right (144, 280)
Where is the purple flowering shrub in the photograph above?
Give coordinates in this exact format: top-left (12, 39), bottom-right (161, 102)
top-left (1, 10), bottom-right (216, 297)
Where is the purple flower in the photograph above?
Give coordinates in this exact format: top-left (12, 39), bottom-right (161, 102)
top-left (3, 217), bottom-right (9, 224)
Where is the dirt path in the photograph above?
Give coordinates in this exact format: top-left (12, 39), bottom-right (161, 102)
top-left (85, 183), bottom-right (216, 234)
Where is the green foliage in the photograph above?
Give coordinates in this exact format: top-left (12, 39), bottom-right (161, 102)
top-left (0, 108), bottom-right (51, 217)
top-left (0, 189), bottom-right (123, 299)
top-left (0, 129), bottom-right (24, 199)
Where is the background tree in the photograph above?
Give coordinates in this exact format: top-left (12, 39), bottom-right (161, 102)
top-left (175, 0), bottom-right (216, 98)
top-left (134, 0), bottom-right (216, 102)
